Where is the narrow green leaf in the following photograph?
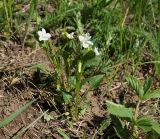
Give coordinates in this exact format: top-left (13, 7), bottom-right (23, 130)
top-left (106, 100), bottom-right (133, 119)
top-left (31, 64), bottom-right (49, 74)
top-left (125, 76), bottom-right (144, 100)
top-left (23, 0), bottom-right (38, 44)
top-left (0, 99), bottom-right (35, 128)
top-left (57, 128), bottom-right (70, 139)
top-left (12, 110), bottom-right (48, 139)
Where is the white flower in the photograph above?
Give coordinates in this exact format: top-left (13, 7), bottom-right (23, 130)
top-left (94, 47), bottom-right (100, 56)
top-left (65, 32), bottom-right (74, 39)
top-left (38, 28), bottom-right (51, 41)
top-left (78, 33), bottom-right (93, 48)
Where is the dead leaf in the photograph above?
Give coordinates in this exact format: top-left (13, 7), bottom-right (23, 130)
top-left (11, 77), bottom-right (21, 85)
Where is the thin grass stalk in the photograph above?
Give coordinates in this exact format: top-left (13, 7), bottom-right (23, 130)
top-left (8, 0), bottom-right (13, 29)
top-left (11, 110), bottom-right (48, 139)
top-left (3, 0), bottom-right (11, 32)
top-left (159, 0), bottom-right (160, 13)
top-left (136, 0), bottom-right (143, 27)
top-left (150, 0), bottom-right (156, 25)
top-left (45, 42), bottom-right (63, 90)
top-left (119, 0), bottom-right (123, 52)
top-left (22, 0), bottom-right (38, 50)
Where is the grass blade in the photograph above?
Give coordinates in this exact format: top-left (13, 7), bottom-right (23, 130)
top-left (57, 128), bottom-right (70, 139)
top-left (0, 99), bottom-right (35, 128)
top-left (11, 110), bottom-right (48, 139)
top-left (23, 0), bottom-right (38, 47)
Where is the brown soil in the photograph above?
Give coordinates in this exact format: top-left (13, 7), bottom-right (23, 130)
top-left (0, 45), bottom-right (61, 139)
top-left (0, 44), bottom-right (108, 139)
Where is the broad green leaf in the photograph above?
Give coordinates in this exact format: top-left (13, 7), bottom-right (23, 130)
top-left (57, 128), bottom-right (70, 139)
top-left (83, 74), bottom-right (104, 90)
top-left (152, 122), bottom-right (160, 135)
top-left (136, 117), bottom-right (153, 132)
top-left (82, 50), bottom-right (95, 63)
top-left (111, 116), bottom-right (129, 139)
top-left (0, 99), bottom-right (35, 128)
top-left (137, 117), bottom-right (160, 135)
top-left (62, 92), bottom-right (72, 104)
top-left (81, 74), bottom-right (104, 105)
top-left (125, 76), bottom-right (144, 100)
top-left (84, 56), bottom-right (101, 67)
top-left (143, 88), bottom-right (160, 100)
top-left (148, 131), bottom-right (159, 139)
top-left (106, 100), bottom-right (133, 119)
top-left (143, 77), bottom-right (152, 94)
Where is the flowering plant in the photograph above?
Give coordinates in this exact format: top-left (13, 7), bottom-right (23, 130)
top-left (37, 19), bottom-right (103, 118)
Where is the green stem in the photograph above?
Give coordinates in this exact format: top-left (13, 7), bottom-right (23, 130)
top-left (75, 73), bottom-right (81, 118)
top-left (44, 42), bottom-right (63, 90)
top-left (3, 0), bottom-right (11, 32)
top-left (8, 0), bottom-right (12, 29)
top-left (74, 60), bottom-right (83, 118)
top-left (119, 0), bottom-right (123, 52)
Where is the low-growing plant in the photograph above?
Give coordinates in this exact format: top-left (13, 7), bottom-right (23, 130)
top-left (106, 75), bottom-right (160, 138)
top-left (37, 13), bottom-right (104, 118)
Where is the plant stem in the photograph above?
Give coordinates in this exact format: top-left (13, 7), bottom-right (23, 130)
top-left (23, 0), bottom-right (38, 51)
top-left (3, 0), bottom-right (11, 32)
top-left (8, 0), bottom-right (13, 29)
top-left (119, 0), bottom-right (123, 52)
top-left (135, 100), bottom-right (141, 119)
top-left (74, 60), bottom-right (83, 118)
top-left (132, 100), bottom-right (141, 137)
top-left (75, 72), bottom-right (81, 118)
top-left (44, 42), bottom-right (62, 89)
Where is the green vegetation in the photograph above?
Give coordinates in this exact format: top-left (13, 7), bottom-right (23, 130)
top-left (0, 0), bottom-right (160, 138)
